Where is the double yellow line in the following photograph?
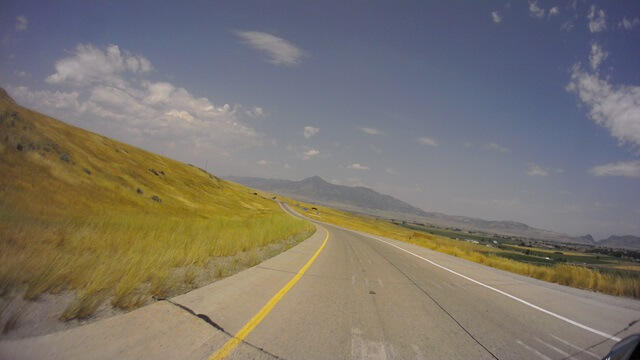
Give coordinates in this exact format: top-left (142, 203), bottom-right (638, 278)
top-left (210, 228), bottom-right (329, 359)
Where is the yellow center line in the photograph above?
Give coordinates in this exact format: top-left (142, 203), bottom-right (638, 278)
top-left (210, 228), bottom-right (329, 360)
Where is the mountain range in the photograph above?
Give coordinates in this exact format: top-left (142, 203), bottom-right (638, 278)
top-left (226, 175), bottom-right (640, 249)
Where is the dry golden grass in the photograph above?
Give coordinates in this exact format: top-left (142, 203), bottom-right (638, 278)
top-left (0, 91), bottom-right (314, 320)
top-left (290, 201), bottom-right (640, 298)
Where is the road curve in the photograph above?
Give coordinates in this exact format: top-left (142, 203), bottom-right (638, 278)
top-left (1, 203), bottom-right (639, 359)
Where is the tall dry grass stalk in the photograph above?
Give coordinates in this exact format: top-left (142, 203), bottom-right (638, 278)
top-left (0, 96), bottom-right (315, 320)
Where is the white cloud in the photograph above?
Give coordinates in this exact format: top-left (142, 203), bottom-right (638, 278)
top-left (9, 43), bottom-right (259, 161)
top-left (14, 70), bottom-right (28, 77)
top-left (525, 163), bottom-right (549, 176)
top-left (590, 160), bottom-right (640, 178)
top-left (567, 64), bottom-right (640, 149)
top-left (589, 43), bottom-right (608, 71)
top-left (491, 11), bottom-right (502, 24)
top-left (284, 163), bottom-right (290, 169)
top-left (619, 17), bottom-right (640, 30)
top-left (549, 6), bottom-right (559, 18)
top-left (529, 1), bottom-right (545, 19)
top-left (385, 167), bottom-right (399, 175)
top-left (370, 145), bottom-right (382, 154)
top-left (16, 16), bottom-right (28, 31)
top-left (486, 143), bottom-right (510, 153)
top-left (561, 19), bottom-right (574, 32)
top-left (358, 126), bottom-right (385, 135)
top-left (165, 109), bottom-right (194, 122)
top-left (303, 126), bottom-right (319, 139)
top-left (246, 106), bottom-right (265, 118)
top-left (257, 160), bottom-right (269, 166)
top-left (46, 44), bottom-right (153, 86)
top-left (347, 163), bottom-right (369, 170)
top-left (301, 149), bottom-right (319, 160)
top-left (555, 168), bottom-right (565, 174)
top-left (417, 136), bottom-right (438, 147)
top-left (234, 31), bottom-right (306, 67)
top-left (587, 5), bottom-right (606, 33)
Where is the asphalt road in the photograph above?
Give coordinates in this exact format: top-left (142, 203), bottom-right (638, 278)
top-left (2, 203), bottom-right (639, 359)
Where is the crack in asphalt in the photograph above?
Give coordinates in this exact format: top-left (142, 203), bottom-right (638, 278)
top-left (561, 318), bottom-right (640, 360)
top-left (153, 297), bottom-right (284, 359)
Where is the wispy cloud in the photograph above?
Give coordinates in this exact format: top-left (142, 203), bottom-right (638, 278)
top-left (587, 5), bottom-right (606, 33)
top-left (561, 19), bottom-right (574, 32)
top-left (590, 160), bottom-right (640, 178)
top-left (246, 106), bottom-right (265, 118)
top-left (619, 17), bottom-right (640, 31)
top-left (525, 163), bottom-right (549, 176)
top-left (385, 167), bottom-right (399, 175)
top-left (16, 15), bottom-right (28, 31)
top-left (301, 148), bottom-right (319, 160)
top-left (529, 1), bottom-right (545, 19)
top-left (347, 163), bottom-right (369, 170)
top-left (589, 43), bottom-right (608, 71)
top-left (567, 64), bottom-right (640, 149)
top-left (303, 126), bottom-right (319, 139)
top-left (257, 160), bottom-right (269, 166)
top-left (548, 6), bottom-right (559, 19)
top-left (358, 126), bottom-right (385, 135)
top-left (486, 143), bottom-right (510, 153)
top-left (234, 30), bottom-right (306, 67)
top-left (491, 11), bottom-right (502, 24)
top-left (417, 136), bottom-right (438, 147)
top-left (370, 145), bottom-right (382, 154)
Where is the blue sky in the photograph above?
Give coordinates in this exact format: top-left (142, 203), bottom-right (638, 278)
top-left (2, 1), bottom-right (639, 239)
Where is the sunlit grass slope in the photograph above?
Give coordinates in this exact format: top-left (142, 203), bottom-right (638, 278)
top-left (288, 201), bottom-right (640, 298)
top-left (0, 89), bottom-right (314, 319)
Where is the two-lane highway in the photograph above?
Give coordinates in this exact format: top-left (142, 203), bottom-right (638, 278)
top-left (1, 204), bottom-right (639, 359)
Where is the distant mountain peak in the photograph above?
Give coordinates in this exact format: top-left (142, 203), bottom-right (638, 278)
top-left (580, 234), bottom-right (595, 243)
top-left (302, 175), bottom-right (327, 184)
top-left (225, 175), bottom-right (427, 217)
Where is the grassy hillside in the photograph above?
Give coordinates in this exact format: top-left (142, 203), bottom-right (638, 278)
top-left (0, 89), bottom-right (314, 320)
top-left (287, 201), bottom-right (640, 298)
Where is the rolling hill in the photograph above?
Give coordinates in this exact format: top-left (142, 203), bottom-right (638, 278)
top-left (0, 87), bottom-right (313, 320)
top-left (598, 235), bottom-right (640, 250)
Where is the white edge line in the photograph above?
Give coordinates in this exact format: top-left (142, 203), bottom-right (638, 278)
top-left (279, 202), bottom-right (622, 342)
top-left (361, 231), bottom-right (622, 342)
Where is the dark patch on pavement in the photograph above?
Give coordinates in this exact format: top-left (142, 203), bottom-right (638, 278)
top-left (154, 296), bottom-right (225, 332)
